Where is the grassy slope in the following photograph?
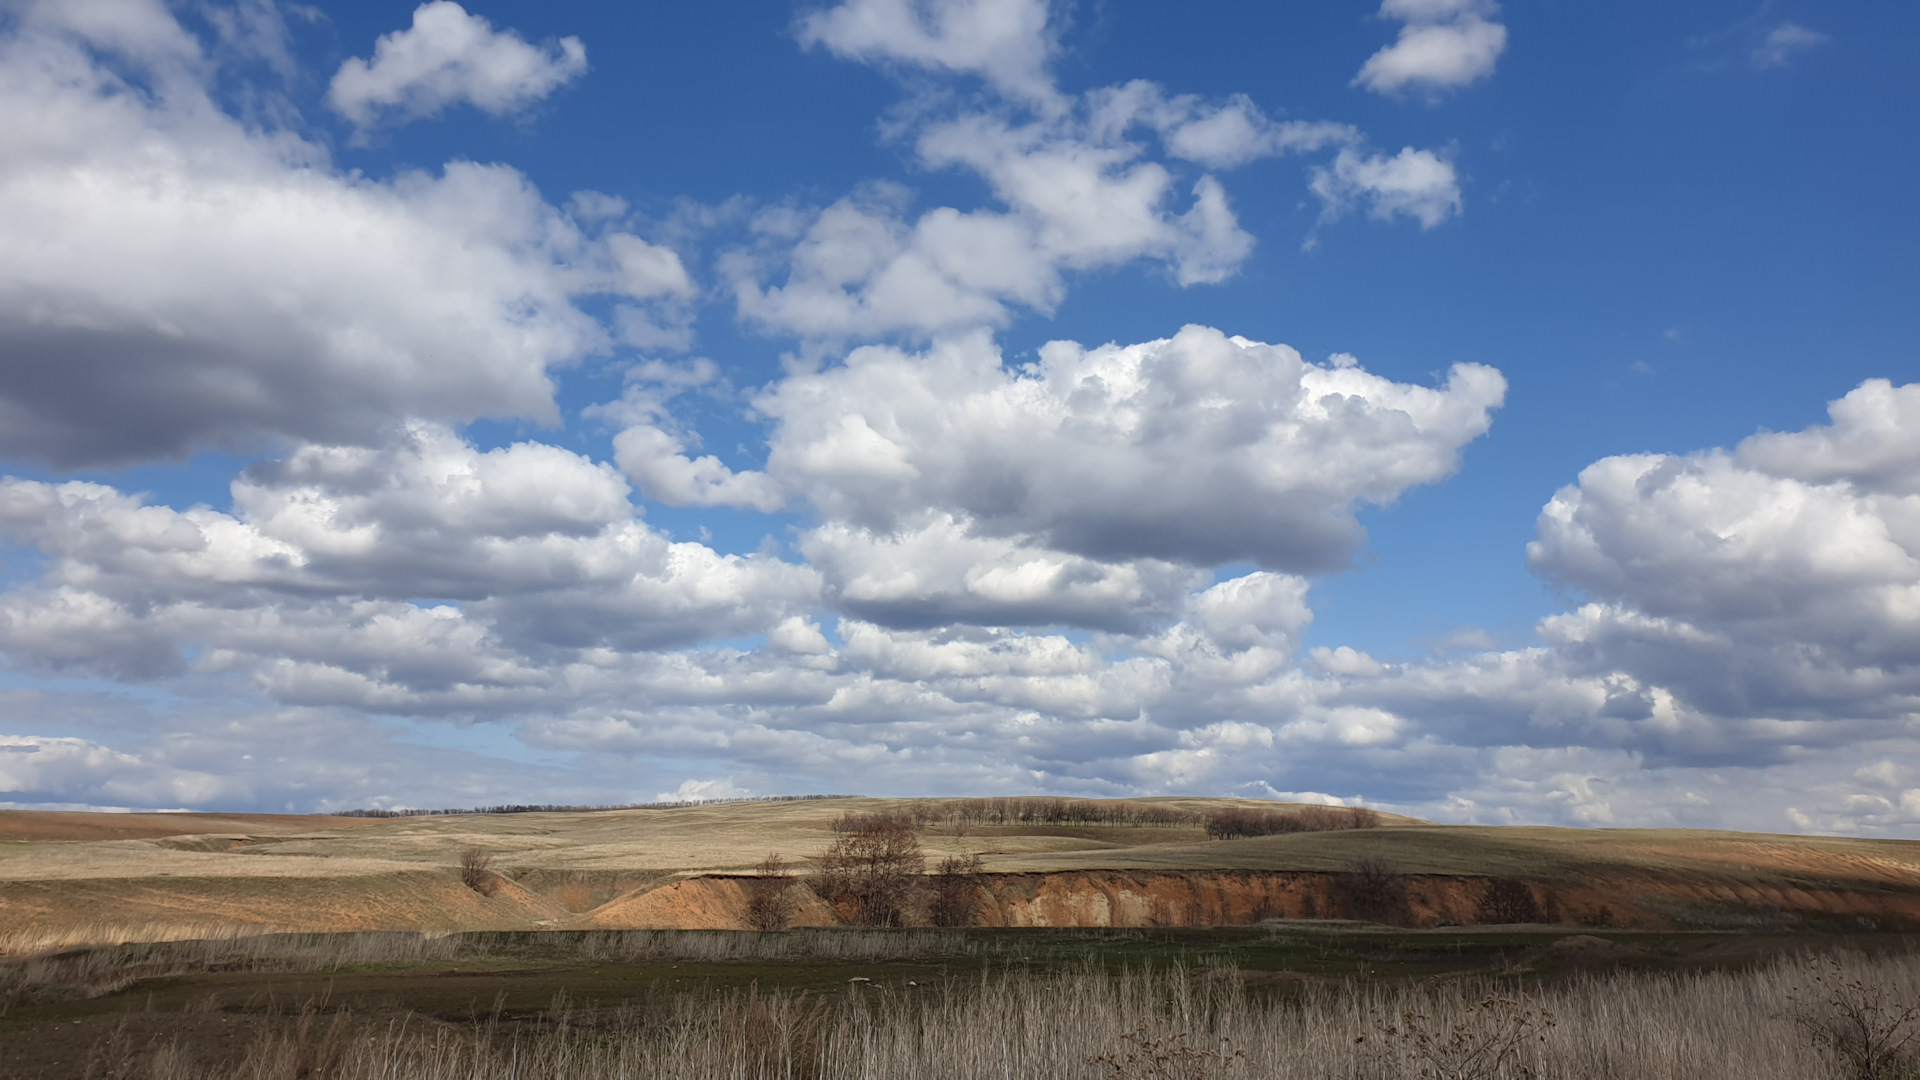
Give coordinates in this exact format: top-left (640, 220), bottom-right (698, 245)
top-left (3, 798), bottom-right (1918, 944)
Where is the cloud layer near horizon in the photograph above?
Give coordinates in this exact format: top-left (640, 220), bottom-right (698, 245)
top-left (0, 0), bottom-right (1913, 839)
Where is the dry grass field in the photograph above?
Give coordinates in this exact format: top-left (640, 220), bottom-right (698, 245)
top-left (1, 928), bottom-right (1917, 1078)
top-left (3, 797), bottom-right (1919, 952)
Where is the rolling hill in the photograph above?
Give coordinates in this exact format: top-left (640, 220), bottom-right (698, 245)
top-left (4, 797), bottom-right (1918, 952)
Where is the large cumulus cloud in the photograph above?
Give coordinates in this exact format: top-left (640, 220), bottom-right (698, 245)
top-left (763, 327), bottom-right (1503, 569)
top-left (0, 0), bottom-right (686, 467)
top-left (0, 425), bottom-right (819, 697)
top-left (1311, 379), bottom-right (1920, 832)
top-left (1525, 377), bottom-right (1920, 724)
top-left (622, 326), bottom-right (1504, 633)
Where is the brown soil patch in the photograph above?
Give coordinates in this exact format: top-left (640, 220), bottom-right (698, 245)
top-left (574, 877), bottom-right (838, 930)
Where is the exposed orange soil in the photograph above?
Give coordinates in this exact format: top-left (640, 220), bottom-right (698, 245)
top-left (572, 869), bottom-right (1920, 932)
top-left (574, 877), bottom-right (839, 930)
top-left (974, 870), bottom-right (1920, 930)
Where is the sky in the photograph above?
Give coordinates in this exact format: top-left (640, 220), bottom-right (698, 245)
top-left (0, 0), bottom-right (1916, 834)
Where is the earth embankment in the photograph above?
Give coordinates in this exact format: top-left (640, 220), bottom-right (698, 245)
top-left (577, 867), bottom-right (1920, 932)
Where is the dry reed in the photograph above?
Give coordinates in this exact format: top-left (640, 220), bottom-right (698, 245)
top-left (60, 948), bottom-right (1920, 1079)
top-left (0, 927), bottom-right (1001, 1013)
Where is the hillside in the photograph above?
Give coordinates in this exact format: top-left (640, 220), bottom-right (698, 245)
top-left (4, 797), bottom-right (1918, 951)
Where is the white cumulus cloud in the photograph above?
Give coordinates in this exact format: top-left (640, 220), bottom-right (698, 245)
top-left (727, 105), bottom-right (1265, 342)
top-left (0, 735), bottom-right (225, 808)
top-left (1354, 0), bottom-right (1507, 98)
top-left (1319, 377), bottom-right (1920, 796)
top-left (1310, 147), bottom-right (1463, 230)
top-left (328, 1), bottom-right (587, 131)
top-left (796, 0), bottom-right (1059, 106)
top-left (744, 7), bottom-right (1465, 344)
top-left (623, 326), bottom-right (1505, 618)
top-left (0, 425), bottom-right (821, 691)
top-left (0, 0), bottom-right (669, 468)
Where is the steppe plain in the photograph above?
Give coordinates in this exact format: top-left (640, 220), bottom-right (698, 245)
top-left (6, 796), bottom-right (1920, 945)
top-left (5, 797), bottom-right (1920, 1078)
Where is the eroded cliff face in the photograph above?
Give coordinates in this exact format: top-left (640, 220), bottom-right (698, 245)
top-left (573, 877), bottom-right (840, 930)
top-left (971, 871), bottom-right (1605, 929)
top-left (976, 870), bottom-right (1920, 930)
top-left (575, 868), bottom-right (1920, 932)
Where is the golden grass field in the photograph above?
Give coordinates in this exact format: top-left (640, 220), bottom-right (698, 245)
top-left (4, 797), bottom-right (1920, 953)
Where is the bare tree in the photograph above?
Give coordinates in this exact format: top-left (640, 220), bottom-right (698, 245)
top-left (927, 854), bottom-right (986, 927)
top-left (1339, 856), bottom-right (1406, 923)
top-left (743, 853), bottom-right (799, 932)
top-left (1205, 804), bottom-right (1380, 840)
top-left (810, 813), bottom-right (925, 926)
top-left (459, 847), bottom-right (499, 896)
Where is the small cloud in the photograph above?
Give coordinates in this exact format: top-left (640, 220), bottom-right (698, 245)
top-left (628, 357), bottom-right (719, 389)
top-left (328, 1), bottom-right (588, 133)
top-left (1687, 7), bottom-right (1831, 75)
top-left (1663, 327), bottom-right (1683, 343)
top-left (1629, 359), bottom-right (1653, 375)
top-left (1751, 22), bottom-right (1828, 69)
top-left (1428, 626), bottom-right (1498, 655)
top-left (1354, 0), bottom-right (1508, 99)
top-left (1309, 147), bottom-right (1463, 230)
top-left (1855, 760), bottom-right (1904, 788)
top-left (656, 777), bottom-right (749, 803)
top-left (567, 191), bottom-right (630, 224)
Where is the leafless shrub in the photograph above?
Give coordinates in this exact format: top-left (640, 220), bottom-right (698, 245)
top-left (460, 847), bottom-right (499, 896)
top-left (1204, 804), bottom-right (1380, 840)
top-left (1355, 996), bottom-right (1556, 1080)
top-left (832, 809), bottom-right (916, 834)
top-left (1475, 879), bottom-right (1546, 925)
top-left (743, 854), bottom-right (799, 932)
top-left (1089, 1024), bottom-right (1245, 1080)
top-left (1790, 954), bottom-right (1920, 1080)
top-left (1294, 805), bottom-right (1349, 832)
top-left (925, 798), bottom-right (1202, 830)
top-left (927, 855), bottom-right (986, 927)
top-left (1205, 808), bottom-right (1299, 840)
top-left (810, 813), bottom-right (925, 926)
top-left (1340, 857), bottom-right (1408, 923)
top-left (1578, 905), bottom-right (1616, 929)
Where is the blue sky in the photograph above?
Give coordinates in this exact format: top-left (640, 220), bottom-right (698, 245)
top-left (0, 0), bottom-right (1916, 833)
